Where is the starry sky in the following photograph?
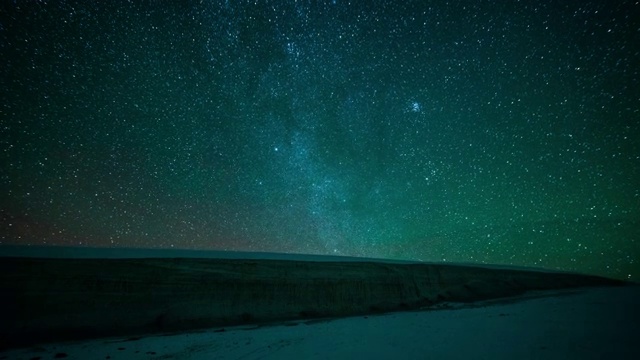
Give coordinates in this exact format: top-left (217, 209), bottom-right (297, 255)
top-left (1, 0), bottom-right (639, 280)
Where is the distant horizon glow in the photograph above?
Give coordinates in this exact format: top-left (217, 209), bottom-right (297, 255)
top-left (1, 0), bottom-right (638, 280)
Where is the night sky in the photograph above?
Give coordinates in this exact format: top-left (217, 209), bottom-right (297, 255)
top-left (1, 0), bottom-right (639, 280)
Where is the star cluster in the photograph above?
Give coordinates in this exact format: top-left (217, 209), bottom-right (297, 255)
top-left (1, 0), bottom-right (638, 280)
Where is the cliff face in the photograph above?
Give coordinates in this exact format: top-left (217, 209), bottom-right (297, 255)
top-left (0, 257), bottom-right (625, 349)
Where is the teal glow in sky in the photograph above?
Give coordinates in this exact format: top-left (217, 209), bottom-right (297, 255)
top-left (1, 0), bottom-right (639, 280)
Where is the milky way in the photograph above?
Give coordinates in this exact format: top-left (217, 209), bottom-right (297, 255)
top-left (1, 0), bottom-right (639, 280)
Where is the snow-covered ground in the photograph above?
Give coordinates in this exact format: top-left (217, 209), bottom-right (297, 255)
top-left (3, 285), bottom-right (638, 360)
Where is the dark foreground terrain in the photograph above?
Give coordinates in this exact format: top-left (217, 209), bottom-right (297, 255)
top-left (0, 250), bottom-right (628, 350)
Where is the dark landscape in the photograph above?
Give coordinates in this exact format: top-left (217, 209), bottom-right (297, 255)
top-left (0, 248), bottom-right (628, 351)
